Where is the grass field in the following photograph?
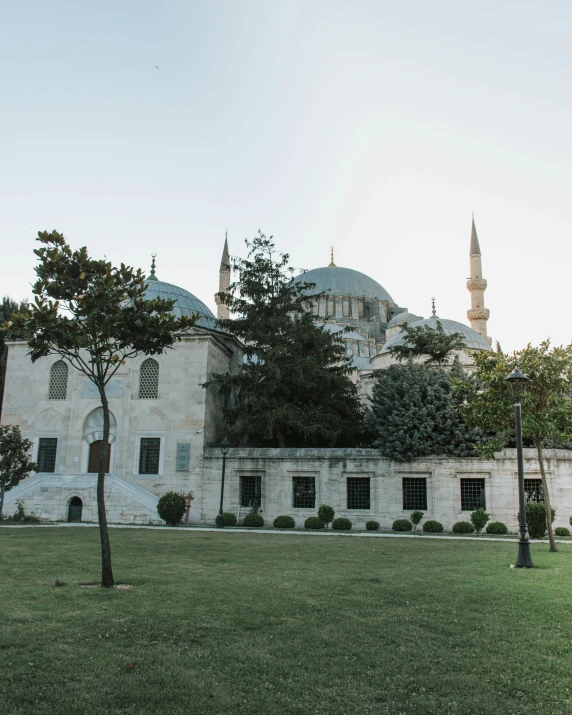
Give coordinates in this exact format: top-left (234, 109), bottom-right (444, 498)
top-left (1, 528), bottom-right (571, 715)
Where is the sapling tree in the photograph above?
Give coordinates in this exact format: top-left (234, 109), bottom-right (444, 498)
top-left (318, 504), bottom-right (335, 529)
top-left (410, 510), bottom-right (424, 532)
top-left (4, 231), bottom-right (196, 586)
top-left (470, 507), bottom-right (489, 535)
top-left (0, 425), bottom-right (37, 519)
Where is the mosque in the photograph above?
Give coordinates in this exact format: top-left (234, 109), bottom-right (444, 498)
top-left (5, 218), bottom-right (570, 532)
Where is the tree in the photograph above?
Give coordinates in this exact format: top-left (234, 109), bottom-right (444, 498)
top-left (0, 297), bottom-right (28, 418)
top-left (318, 504), bottom-right (335, 528)
top-left (470, 507), bottom-right (489, 535)
top-left (205, 231), bottom-right (365, 447)
top-left (457, 341), bottom-right (572, 553)
top-left (4, 231), bottom-right (196, 586)
top-left (388, 320), bottom-right (466, 366)
top-left (366, 360), bottom-right (480, 461)
top-left (0, 425), bottom-right (37, 519)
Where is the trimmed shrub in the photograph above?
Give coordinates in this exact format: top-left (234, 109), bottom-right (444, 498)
top-left (366, 520), bottom-right (380, 531)
top-left (332, 517), bottom-right (352, 531)
top-left (317, 505), bottom-right (335, 528)
top-left (157, 492), bottom-right (187, 526)
top-left (526, 501), bottom-right (555, 539)
top-left (222, 512), bottom-right (237, 526)
top-left (305, 516), bottom-right (325, 530)
top-left (410, 510), bottom-right (424, 531)
top-left (392, 519), bottom-right (413, 532)
top-left (273, 515), bottom-right (295, 529)
top-left (555, 527), bottom-right (570, 537)
top-left (486, 521), bottom-right (508, 535)
top-left (242, 513), bottom-right (264, 528)
top-left (452, 521), bottom-right (475, 534)
top-left (423, 520), bottom-right (444, 533)
top-left (470, 507), bottom-right (489, 535)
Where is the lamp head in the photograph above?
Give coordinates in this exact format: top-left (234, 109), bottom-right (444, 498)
top-left (220, 438), bottom-right (231, 456)
top-left (505, 366), bottom-right (529, 398)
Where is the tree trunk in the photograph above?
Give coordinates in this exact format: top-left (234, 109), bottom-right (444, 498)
top-left (97, 387), bottom-right (115, 587)
top-left (0, 483), bottom-right (4, 520)
top-left (535, 438), bottom-right (557, 553)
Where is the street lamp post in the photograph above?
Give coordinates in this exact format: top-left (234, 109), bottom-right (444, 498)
top-left (216, 439), bottom-right (231, 528)
top-left (505, 367), bottom-right (534, 568)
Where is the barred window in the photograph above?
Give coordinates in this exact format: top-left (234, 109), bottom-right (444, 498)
top-left (524, 478), bottom-right (543, 502)
top-left (240, 476), bottom-right (261, 508)
top-left (293, 477), bottom-right (316, 509)
top-left (352, 342), bottom-right (358, 356)
top-left (342, 299), bottom-right (350, 317)
top-left (139, 437), bottom-right (161, 474)
top-left (347, 478), bottom-right (370, 509)
top-left (402, 478), bottom-right (427, 511)
top-left (460, 478), bottom-right (486, 511)
top-left (49, 361), bottom-right (68, 400)
top-left (37, 438), bottom-right (57, 473)
top-left (312, 301), bottom-right (319, 316)
top-left (139, 358), bottom-right (159, 399)
top-left (327, 298), bottom-right (335, 317)
top-left (358, 301), bottom-right (364, 318)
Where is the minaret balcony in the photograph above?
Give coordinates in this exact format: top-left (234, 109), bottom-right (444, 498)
top-left (466, 278), bottom-right (487, 291)
top-left (467, 308), bottom-right (490, 321)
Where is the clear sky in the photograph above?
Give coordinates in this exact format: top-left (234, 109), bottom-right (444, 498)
top-left (2, 0), bottom-right (571, 351)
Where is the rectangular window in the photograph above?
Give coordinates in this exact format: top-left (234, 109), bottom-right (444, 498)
top-left (402, 478), bottom-right (427, 511)
top-left (293, 477), bottom-right (316, 509)
top-left (347, 478), bottom-right (370, 510)
top-left (37, 438), bottom-right (57, 473)
top-left (240, 476), bottom-right (261, 508)
top-left (139, 438), bottom-right (161, 475)
top-left (524, 478), bottom-right (543, 502)
top-left (460, 478), bottom-right (486, 511)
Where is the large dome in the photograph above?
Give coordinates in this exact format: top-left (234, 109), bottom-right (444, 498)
top-left (382, 317), bottom-right (491, 353)
top-left (294, 266), bottom-right (394, 302)
top-left (144, 278), bottom-right (215, 328)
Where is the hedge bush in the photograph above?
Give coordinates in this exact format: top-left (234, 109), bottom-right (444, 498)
top-left (526, 501), bottom-right (555, 539)
top-left (332, 517), bottom-right (352, 531)
top-left (242, 513), bottom-right (264, 528)
top-left (305, 516), bottom-right (325, 530)
top-left (273, 515), bottom-right (295, 529)
top-left (222, 512), bottom-right (237, 526)
top-left (157, 492), bottom-right (187, 526)
top-left (423, 520), bottom-right (444, 533)
top-left (486, 521), bottom-right (508, 535)
top-left (317, 505), bottom-right (335, 528)
top-left (366, 520), bottom-right (380, 531)
top-left (555, 527), bottom-right (570, 537)
top-left (392, 519), bottom-right (413, 532)
top-left (452, 521), bottom-right (475, 534)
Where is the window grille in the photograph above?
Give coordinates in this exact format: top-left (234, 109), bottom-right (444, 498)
top-left (327, 298), bottom-right (335, 317)
top-left (342, 299), bottom-right (350, 317)
top-left (293, 477), bottom-right (316, 509)
top-left (524, 478), bottom-right (543, 502)
top-left (37, 438), bottom-right (57, 473)
top-left (240, 476), bottom-right (262, 508)
top-left (49, 361), bottom-right (68, 400)
top-left (347, 478), bottom-right (370, 509)
top-left (352, 342), bottom-right (358, 356)
top-left (312, 302), bottom-right (319, 316)
top-left (358, 301), bottom-right (364, 318)
top-left (139, 438), bottom-right (161, 474)
top-left (460, 478), bottom-right (486, 511)
top-left (139, 358), bottom-right (159, 399)
top-left (402, 478), bottom-right (427, 511)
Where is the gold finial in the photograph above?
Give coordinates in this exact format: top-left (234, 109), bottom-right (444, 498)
top-left (328, 246), bottom-right (336, 267)
top-left (431, 296), bottom-right (437, 318)
top-left (148, 253), bottom-right (158, 281)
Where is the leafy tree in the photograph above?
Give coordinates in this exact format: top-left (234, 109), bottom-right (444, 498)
top-left (0, 425), bottom-right (37, 519)
top-left (470, 507), bottom-right (489, 535)
top-left (458, 341), bottom-right (572, 553)
top-left (0, 297), bottom-right (28, 418)
top-left (388, 320), bottom-right (466, 366)
top-left (318, 504), bottom-right (335, 528)
top-left (410, 510), bottom-right (424, 531)
top-left (205, 231), bottom-right (365, 447)
top-left (4, 231), bottom-right (196, 586)
top-left (366, 360), bottom-right (480, 461)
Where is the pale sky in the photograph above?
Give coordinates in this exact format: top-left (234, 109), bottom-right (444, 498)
top-left (2, 0), bottom-right (571, 351)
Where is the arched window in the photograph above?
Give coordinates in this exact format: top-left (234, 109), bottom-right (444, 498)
top-left (342, 299), bottom-right (350, 317)
top-left (49, 361), bottom-right (68, 400)
top-left (358, 301), bottom-right (364, 318)
top-left (327, 298), bottom-right (335, 317)
top-left (139, 358), bottom-right (159, 399)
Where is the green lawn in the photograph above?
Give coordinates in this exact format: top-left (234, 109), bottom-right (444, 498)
top-left (1, 528), bottom-right (571, 715)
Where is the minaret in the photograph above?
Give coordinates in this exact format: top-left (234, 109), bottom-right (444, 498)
top-left (466, 215), bottom-right (490, 342)
top-left (215, 232), bottom-right (230, 321)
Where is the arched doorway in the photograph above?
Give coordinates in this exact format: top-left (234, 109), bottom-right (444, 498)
top-left (68, 497), bottom-right (83, 522)
top-left (88, 441), bottom-right (111, 474)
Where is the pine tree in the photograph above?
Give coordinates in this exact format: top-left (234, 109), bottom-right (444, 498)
top-left (205, 231), bottom-right (365, 447)
top-left (366, 360), bottom-right (480, 461)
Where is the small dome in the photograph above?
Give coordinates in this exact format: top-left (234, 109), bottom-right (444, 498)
top-left (144, 279), bottom-right (215, 328)
top-left (387, 312), bottom-right (422, 328)
top-left (294, 266), bottom-right (394, 302)
top-left (382, 317), bottom-right (491, 353)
